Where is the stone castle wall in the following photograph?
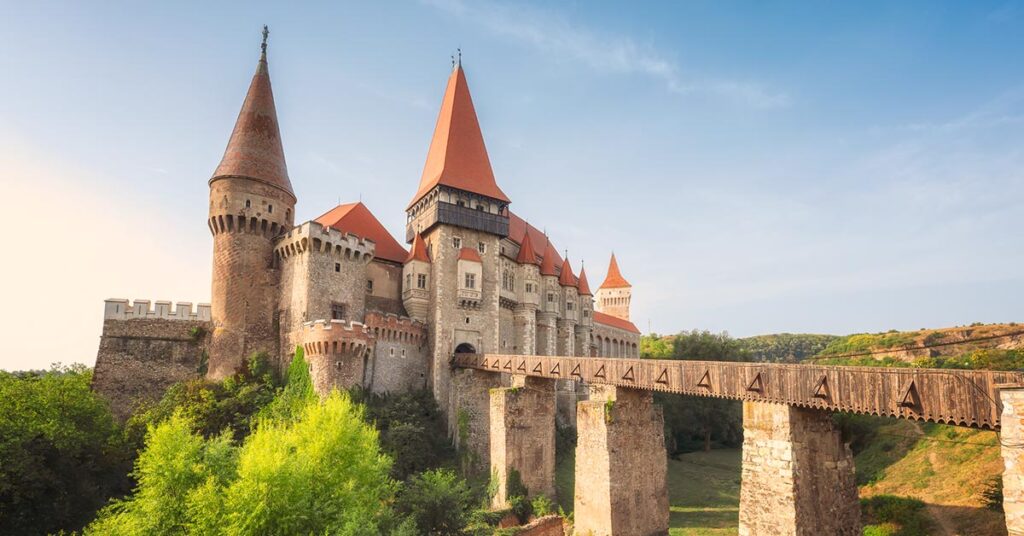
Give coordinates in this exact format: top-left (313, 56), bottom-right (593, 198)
top-left (93, 300), bottom-right (210, 420)
top-left (365, 312), bottom-right (429, 393)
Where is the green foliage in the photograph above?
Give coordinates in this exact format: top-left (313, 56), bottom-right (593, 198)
top-left (640, 333), bottom-right (673, 358)
top-left (818, 348), bottom-right (1024, 371)
top-left (256, 346), bottom-right (315, 423)
top-left (819, 331), bottom-right (918, 356)
top-left (861, 495), bottom-right (931, 536)
top-left (737, 333), bottom-right (839, 363)
top-left (87, 390), bottom-right (398, 535)
top-left (124, 352), bottom-right (278, 448)
top-left (505, 468), bottom-right (531, 521)
top-left (530, 494), bottom-right (555, 517)
top-left (981, 475), bottom-right (1003, 511)
top-left (350, 388), bottom-right (456, 481)
top-left (187, 326), bottom-right (206, 341)
top-left (396, 469), bottom-right (475, 535)
top-left (0, 364), bottom-right (133, 535)
top-left (603, 399), bottom-right (615, 424)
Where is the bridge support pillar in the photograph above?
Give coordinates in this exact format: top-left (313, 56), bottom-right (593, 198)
top-left (450, 368), bottom-right (502, 476)
top-left (490, 375), bottom-right (557, 508)
top-left (738, 401), bottom-right (860, 536)
top-left (574, 385), bottom-right (669, 536)
top-left (1000, 387), bottom-right (1024, 535)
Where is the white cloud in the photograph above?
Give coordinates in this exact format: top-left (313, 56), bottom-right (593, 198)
top-left (422, 0), bottom-right (790, 108)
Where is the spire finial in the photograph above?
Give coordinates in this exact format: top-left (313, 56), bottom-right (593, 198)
top-left (261, 25), bottom-right (269, 54)
top-left (457, 47), bottom-right (462, 66)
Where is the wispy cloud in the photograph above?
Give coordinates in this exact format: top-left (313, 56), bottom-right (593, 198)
top-left (422, 0), bottom-right (790, 109)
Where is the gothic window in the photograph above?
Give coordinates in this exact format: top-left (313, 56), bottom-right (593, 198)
top-left (417, 274), bottom-right (427, 289)
top-left (465, 273), bottom-right (476, 289)
top-left (331, 303), bottom-right (346, 320)
top-left (366, 279), bottom-right (374, 293)
top-left (453, 237), bottom-right (462, 249)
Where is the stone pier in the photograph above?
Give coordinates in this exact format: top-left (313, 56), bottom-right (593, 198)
top-left (1001, 388), bottom-right (1024, 536)
top-left (574, 386), bottom-right (668, 536)
top-left (490, 375), bottom-right (557, 507)
top-left (450, 368), bottom-right (502, 475)
top-left (738, 401), bottom-right (860, 536)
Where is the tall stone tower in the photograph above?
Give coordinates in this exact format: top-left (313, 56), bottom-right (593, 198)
top-left (405, 63), bottom-right (511, 415)
top-left (595, 253), bottom-right (632, 322)
top-left (207, 29), bottom-right (296, 379)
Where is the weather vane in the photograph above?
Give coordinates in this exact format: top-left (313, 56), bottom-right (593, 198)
top-left (261, 25), bottom-right (269, 54)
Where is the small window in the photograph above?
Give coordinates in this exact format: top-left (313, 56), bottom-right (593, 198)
top-left (547, 293), bottom-right (555, 303)
top-left (268, 204), bottom-right (273, 214)
top-left (476, 204), bottom-right (484, 211)
top-left (453, 237), bottom-right (462, 249)
top-left (584, 309), bottom-right (590, 317)
top-left (335, 263), bottom-right (341, 272)
top-left (526, 283), bottom-right (534, 293)
top-left (335, 361), bottom-right (342, 371)
top-left (401, 349), bottom-right (406, 358)
top-left (465, 273), bottom-right (476, 289)
top-left (245, 199), bottom-right (251, 208)
top-left (456, 200), bottom-right (466, 207)
top-left (417, 274), bottom-right (427, 289)
top-left (567, 301), bottom-right (574, 311)
top-left (285, 208), bottom-right (291, 220)
top-left (389, 348), bottom-right (395, 357)
top-left (331, 303), bottom-right (346, 320)
top-left (478, 242), bottom-right (486, 254)
top-left (366, 279), bottom-right (374, 293)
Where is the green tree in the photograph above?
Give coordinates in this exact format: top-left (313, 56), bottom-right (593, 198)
top-left (396, 469), bottom-right (475, 535)
top-left (0, 364), bottom-right (132, 535)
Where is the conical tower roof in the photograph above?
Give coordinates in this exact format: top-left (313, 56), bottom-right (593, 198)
top-left (406, 233), bottom-right (431, 263)
top-left (407, 64), bottom-right (509, 209)
top-left (559, 257), bottom-right (578, 287)
top-left (515, 227), bottom-right (539, 265)
top-left (599, 253), bottom-right (631, 289)
top-left (211, 31), bottom-right (294, 199)
top-left (540, 238), bottom-right (559, 276)
top-left (577, 267), bottom-right (593, 295)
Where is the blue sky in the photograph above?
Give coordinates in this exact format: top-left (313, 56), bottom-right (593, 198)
top-left (2, 1), bottom-right (1022, 369)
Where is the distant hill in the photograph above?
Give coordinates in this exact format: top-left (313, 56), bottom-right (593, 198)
top-left (811, 323), bottom-right (1024, 368)
top-left (738, 333), bottom-right (839, 363)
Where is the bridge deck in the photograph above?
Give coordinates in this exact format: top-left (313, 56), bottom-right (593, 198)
top-left (453, 354), bottom-right (1024, 430)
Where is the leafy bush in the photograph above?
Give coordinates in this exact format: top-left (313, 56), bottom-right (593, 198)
top-left (531, 494), bottom-right (556, 517)
top-left (861, 495), bottom-right (931, 536)
top-left (396, 469), bottom-right (475, 535)
top-left (0, 365), bottom-right (133, 535)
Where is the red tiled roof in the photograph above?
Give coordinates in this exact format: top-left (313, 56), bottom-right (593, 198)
top-left (577, 267), bottom-right (592, 295)
top-left (408, 66), bottom-right (510, 209)
top-left (559, 257), bottom-right (578, 287)
top-left (599, 253), bottom-right (631, 289)
top-left (593, 311), bottom-right (640, 334)
top-left (458, 247), bottom-right (482, 262)
top-left (515, 227), bottom-right (539, 265)
top-left (539, 238), bottom-right (559, 276)
top-left (406, 233), bottom-right (431, 263)
top-left (508, 211), bottom-right (563, 270)
top-left (211, 47), bottom-right (294, 198)
top-left (314, 202), bottom-right (408, 264)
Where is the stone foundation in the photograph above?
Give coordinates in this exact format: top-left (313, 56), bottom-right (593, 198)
top-left (450, 368), bottom-right (502, 475)
top-left (490, 375), bottom-right (557, 507)
top-left (1001, 388), bottom-right (1024, 536)
top-left (738, 401), bottom-right (860, 536)
top-left (574, 386), bottom-right (668, 536)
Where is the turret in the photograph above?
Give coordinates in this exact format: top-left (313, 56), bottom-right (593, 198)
top-left (207, 27), bottom-right (296, 379)
top-left (559, 257), bottom-right (579, 323)
top-left (402, 234), bottom-right (431, 322)
top-left (539, 238), bottom-right (561, 317)
top-left (595, 253), bottom-right (632, 322)
top-left (515, 229), bottom-right (540, 308)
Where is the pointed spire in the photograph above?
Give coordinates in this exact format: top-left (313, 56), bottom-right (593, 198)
top-left (600, 253), bottom-right (631, 289)
top-left (407, 64), bottom-right (510, 209)
top-left (406, 233), bottom-right (431, 264)
top-left (515, 227), bottom-right (539, 265)
top-left (211, 26), bottom-right (294, 199)
top-left (577, 266), bottom-right (593, 295)
top-left (559, 257), bottom-right (578, 287)
top-left (540, 237), bottom-right (559, 276)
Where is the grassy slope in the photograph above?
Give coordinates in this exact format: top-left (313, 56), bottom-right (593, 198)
top-left (817, 322), bottom-right (1021, 357)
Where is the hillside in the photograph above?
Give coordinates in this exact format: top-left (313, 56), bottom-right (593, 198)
top-left (814, 323), bottom-right (1024, 363)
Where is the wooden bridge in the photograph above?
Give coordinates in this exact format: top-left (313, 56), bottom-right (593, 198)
top-left (450, 353), bottom-right (1024, 535)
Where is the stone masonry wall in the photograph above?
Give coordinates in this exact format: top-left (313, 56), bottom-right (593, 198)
top-left (738, 401), bottom-right (860, 536)
top-left (1001, 388), bottom-right (1024, 536)
top-left (490, 375), bottom-right (557, 507)
top-left (450, 368), bottom-right (502, 476)
top-left (574, 386), bottom-right (668, 536)
top-left (93, 317), bottom-right (209, 420)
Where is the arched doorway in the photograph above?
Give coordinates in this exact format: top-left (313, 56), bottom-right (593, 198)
top-left (454, 342), bottom-right (477, 355)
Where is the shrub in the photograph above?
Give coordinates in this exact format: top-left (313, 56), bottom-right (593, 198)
top-left (861, 495), bottom-right (930, 536)
top-left (396, 469), bottom-right (475, 535)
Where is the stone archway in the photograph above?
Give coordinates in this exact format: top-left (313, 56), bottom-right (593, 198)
top-left (454, 342), bottom-right (477, 354)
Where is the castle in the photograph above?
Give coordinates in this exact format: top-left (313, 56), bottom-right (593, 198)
top-left (92, 34), bottom-right (640, 421)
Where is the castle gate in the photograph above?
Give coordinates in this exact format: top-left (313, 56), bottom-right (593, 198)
top-left (452, 353), bottom-right (1024, 536)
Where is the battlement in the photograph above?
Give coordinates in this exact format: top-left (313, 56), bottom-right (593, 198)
top-left (103, 299), bottom-right (211, 321)
top-left (274, 221), bottom-right (375, 263)
top-left (365, 311), bottom-right (427, 343)
top-left (299, 319), bottom-right (373, 357)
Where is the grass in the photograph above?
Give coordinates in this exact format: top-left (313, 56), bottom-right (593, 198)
top-left (667, 450), bottom-right (741, 536)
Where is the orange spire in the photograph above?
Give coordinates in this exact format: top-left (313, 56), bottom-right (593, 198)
top-left (577, 266), bottom-right (592, 295)
top-left (407, 65), bottom-right (510, 209)
top-left (540, 238), bottom-right (559, 276)
top-left (406, 233), bottom-right (431, 263)
top-left (559, 257), bottom-right (578, 287)
top-left (599, 253), bottom-right (631, 289)
top-left (515, 227), bottom-right (538, 265)
top-left (211, 29), bottom-right (294, 198)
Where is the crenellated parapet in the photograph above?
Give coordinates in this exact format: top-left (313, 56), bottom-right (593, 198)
top-left (274, 221), bottom-right (375, 263)
top-left (299, 319), bottom-right (374, 357)
top-left (364, 312), bottom-right (427, 344)
top-left (103, 299), bottom-right (212, 322)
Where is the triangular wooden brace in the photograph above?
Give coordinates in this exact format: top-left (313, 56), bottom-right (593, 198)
top-left (550, 363), bottom-right (561, 376)
top-left (503, 360), bottom-right (512, 371)
top-left (491, 359), bottom-right (500, 369)
top-left (656, 369), bottom-right (669, 384)
top-left (594, 365), bottom-right (606, 379)
top-left (697, 370), bottom-right (712, 389)
top-left (480, 358), bottom-right (488, 368)
top-left (517, 361), bottom-right (527, 373)
top-left (746, 372), bottom-right (764, 393)
top-left (570, 364), bottom-right (582, 378)
top-left (813, 375), bottom-right (830, 399)
top-left (899, 380), bottom-right (920, 409)
top-left (532, 362), bottom-right (543, 374)
top-left (622, 366), bottom-right (635, 382)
